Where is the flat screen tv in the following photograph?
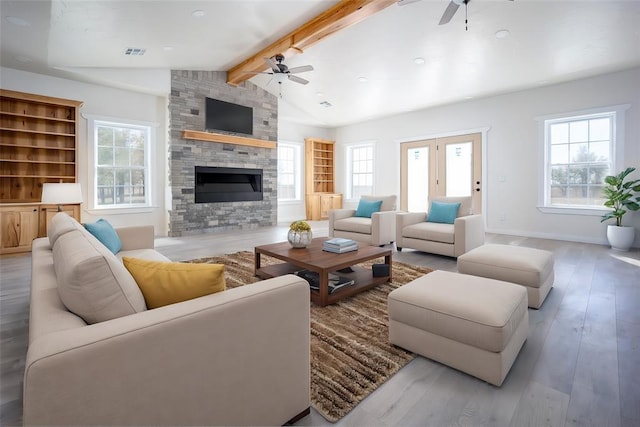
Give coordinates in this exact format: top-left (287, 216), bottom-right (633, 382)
top-left (205, 97), bottom-right (253, 135)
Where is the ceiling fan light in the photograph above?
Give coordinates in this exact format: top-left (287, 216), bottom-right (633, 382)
top-left (495, 29), bottom-right (510, 39)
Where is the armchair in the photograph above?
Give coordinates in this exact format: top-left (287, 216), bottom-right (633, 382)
top-left (329, 195), bottom-right (398, 246)
top-left (396, 196), bottom-right (484, 257)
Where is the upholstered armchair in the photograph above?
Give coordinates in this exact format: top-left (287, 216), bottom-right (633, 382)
top-left (329, 195), bottom-right (398, 246)
top-left (396, 196), bottom-right (484, 257)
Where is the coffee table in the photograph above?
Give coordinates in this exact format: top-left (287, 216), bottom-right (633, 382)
top-left (254, 238), bottom-right (392, 307)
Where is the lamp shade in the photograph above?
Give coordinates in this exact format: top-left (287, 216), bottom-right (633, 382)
top-left (41, 183), bottom-right (83, 205)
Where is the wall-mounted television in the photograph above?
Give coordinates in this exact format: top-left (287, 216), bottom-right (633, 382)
top-left (205, 97), bottom-right (253, 135)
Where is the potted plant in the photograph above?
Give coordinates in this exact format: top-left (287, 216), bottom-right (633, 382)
top-left (288, 220), bottom-right (313, 248)
top-left (600, 167), bottom-right (640, 251)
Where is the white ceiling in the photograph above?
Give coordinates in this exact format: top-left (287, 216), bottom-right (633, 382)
top-left (2, 0), bottom-right (640, 127)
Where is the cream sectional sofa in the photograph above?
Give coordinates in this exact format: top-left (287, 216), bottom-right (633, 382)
top-left (25, 213), bottom-right (311, 426)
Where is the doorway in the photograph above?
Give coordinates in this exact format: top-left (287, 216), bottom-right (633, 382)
top-left (400, 133), bottom-right (482, 212)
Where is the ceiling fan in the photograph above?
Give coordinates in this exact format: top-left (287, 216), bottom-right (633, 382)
top-left (248, 53), bottom-right (314, 86)
top-left (398, 0), bottom-right (514, 27)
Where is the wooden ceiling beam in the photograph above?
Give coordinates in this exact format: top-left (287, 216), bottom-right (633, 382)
top-left (226, 0), bottom-right (398, 86)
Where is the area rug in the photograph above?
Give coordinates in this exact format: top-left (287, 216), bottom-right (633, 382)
top-left (189, 251), bottom-right (432, 422)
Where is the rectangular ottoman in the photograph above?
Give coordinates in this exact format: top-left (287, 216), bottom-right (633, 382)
top-left (388, 270), bottom-right (528, 386)
top-left (457, 244), bottom-right (554, 309)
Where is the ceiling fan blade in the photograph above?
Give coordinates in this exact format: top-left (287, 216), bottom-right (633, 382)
top-left (287, 65), bottom-right (314, 74)
top-left (397, 0), bottom-right (421, 6)
top-left (439, 0), bottom-right (462, 25)
top-left (287, 75), bottom-right (309, 85)
top-left (264, 57), bottom-right (280, 73)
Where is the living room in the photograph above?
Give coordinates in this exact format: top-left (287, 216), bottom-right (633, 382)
top-left (1, 0), bottom-right (640, 426)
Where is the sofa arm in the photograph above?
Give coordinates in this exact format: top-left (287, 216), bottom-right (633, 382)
top-left (454, 214), bottom-right (485, 257)
top-left (395, 212), bottom-right (427, 248)
top-left (371, 211), bottom-right (398, 245)
top-left (328, 209), bottom-right (356, 237)
top-left (115, 225), bottom-right (155, 251)
top-left (24, 275), bottom-right (310, 427)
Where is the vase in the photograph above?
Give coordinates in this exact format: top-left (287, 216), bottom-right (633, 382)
top-left (606, 225), bottom-right (635, 251)
top-left (288, 230), bottom-right (312, 248)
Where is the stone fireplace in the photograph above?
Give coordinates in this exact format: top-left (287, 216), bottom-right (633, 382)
top-left (168, 70), bottom-right (278, 237)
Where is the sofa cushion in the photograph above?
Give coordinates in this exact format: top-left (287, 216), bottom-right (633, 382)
top-left (361, 194), bottom-right (397, 212)
top-left (430, 196), bottom-right (472, 217)
top-left (122, 257), bottom-right (226, 309)
top-left (427, 201), bottom-right (461, 224)
top-left (53, 229), bottom-right (147, 324)
top-left (48, 212), bottom-right (82, 247)
top-left (84, 218), bottom-right (122, 254)
top-left (333, 217), bottom-right (373, 234)
top-left (355, 199), bottom-right (383, 218)
top-left (402, 221), bottom-right (455, 244)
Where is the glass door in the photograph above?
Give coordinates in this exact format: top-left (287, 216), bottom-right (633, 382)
top-left (401, 133), bottom-right (482, 212)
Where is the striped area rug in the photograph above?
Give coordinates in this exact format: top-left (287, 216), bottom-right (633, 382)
top-left (189, 251), bottom-right (432, 422)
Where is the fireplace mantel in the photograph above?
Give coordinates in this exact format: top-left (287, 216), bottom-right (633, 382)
top-left (182, 130), bottom-right (276, 149)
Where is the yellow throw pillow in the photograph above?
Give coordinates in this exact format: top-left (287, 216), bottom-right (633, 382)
top-left (122, 257), bottom-right (226, 309)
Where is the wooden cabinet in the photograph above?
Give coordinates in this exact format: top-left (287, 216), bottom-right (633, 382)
top-left (0, 89), bottom-right (82, 203)
top-left (1, 90), bottom-right (83, 254)
top-left (0, 205), bottom-right (39, 254)
top-left (305, 138), bottom-right (342, 220)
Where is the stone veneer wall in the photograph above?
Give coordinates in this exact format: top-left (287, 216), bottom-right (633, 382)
top-left (169, 70), bottom-right (278, 237)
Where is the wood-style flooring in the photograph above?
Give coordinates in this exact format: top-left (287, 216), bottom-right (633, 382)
top-left (1, 222), bottom-right (639, 426)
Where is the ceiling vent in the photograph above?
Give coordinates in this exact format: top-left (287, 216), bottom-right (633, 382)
top-left (124, 48), bottom-right (146, 56)
top-left (319, 101), bottom-right (332, 108)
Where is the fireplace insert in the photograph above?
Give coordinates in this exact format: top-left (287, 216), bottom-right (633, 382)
top-left (195, 166), bottom-right (263, 203)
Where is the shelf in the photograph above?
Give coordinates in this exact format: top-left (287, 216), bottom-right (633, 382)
top-left (0, 127), bottom-right (75, 137)
top-left (182, 130), bottom-right (276, 149)
top-left (0, 111), bottom-right (75, 123)
top-left (0, 143), bottom-right (76, 151)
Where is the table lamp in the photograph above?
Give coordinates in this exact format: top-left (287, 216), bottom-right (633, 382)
top-left (41, 183), bottom-right (83, 211)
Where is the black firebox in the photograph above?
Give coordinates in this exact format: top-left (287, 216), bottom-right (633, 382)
top-left (195, 166), bottom-right (263, 203)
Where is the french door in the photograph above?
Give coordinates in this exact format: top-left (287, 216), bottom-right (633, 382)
top-left (400, 133), bottom-right (482, 212)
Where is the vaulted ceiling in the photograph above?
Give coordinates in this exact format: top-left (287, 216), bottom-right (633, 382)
top-left (2, 0), bottom-right (639, 127)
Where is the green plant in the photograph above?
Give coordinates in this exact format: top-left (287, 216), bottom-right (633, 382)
top-left (600, 167), bottom-right (640, 226)
top-left (289, 220), bottom-right (311, 232)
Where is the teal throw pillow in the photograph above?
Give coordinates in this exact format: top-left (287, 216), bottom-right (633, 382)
top-left (84, 218), bottom-right (122, 254)
top-left (355, 199), bottom-right (383, 218)
top-left (426, 201), bottom-right (461, 224)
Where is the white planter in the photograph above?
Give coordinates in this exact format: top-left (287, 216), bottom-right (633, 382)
top-left (606, 225), bottom-right (635, 251)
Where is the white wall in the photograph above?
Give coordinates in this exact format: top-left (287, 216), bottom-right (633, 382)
top-left (278, 100), bottom-right (335, 223)
top-left (333, 67), bottom-right (640, 246)
top-left (1, 67), bottom-right (170, 235)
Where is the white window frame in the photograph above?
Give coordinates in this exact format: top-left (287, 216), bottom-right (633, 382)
top-left (346, 142), bottom-right (375, 201)
top-left (277, 141), bottom-right (303, 202)
top-left (537, 104), bottom-right (629, 216)
top-left (85, 114), bottom-right (155, 212)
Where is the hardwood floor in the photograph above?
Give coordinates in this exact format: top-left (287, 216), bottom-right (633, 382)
top-left (1, 222), bottom-right (638, 426)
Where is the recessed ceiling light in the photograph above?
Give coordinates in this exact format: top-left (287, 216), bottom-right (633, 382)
top-left (316, 92), bottom-right (324, 97)
top-left (414, 57), bottom-right (425, 65)
top-left (358, 76), bottom-right (367, 83)
top-left (319, 101), bottom-right (332, 108)
top-left (192, 10), bottom-right (205, 17)
top-left (5, 16), bottom-right (30, 26)
top-left (495, 29), bottom-right (510, 39)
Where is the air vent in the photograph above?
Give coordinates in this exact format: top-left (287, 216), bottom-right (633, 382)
top-left (124, 48), bottom-right (146, 56)
top-left (319, 101), bottom-right (332, 108)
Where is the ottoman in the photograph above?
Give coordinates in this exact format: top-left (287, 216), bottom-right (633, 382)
top-left (388, 270), bottom-right (528, 386)
top-left (457, 244), bottom-right (554, 309)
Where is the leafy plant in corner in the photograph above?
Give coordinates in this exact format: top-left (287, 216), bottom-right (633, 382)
top-left (600, 167), bottom-right (640, 227)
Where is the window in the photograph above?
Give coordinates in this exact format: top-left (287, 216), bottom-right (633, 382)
top-left (539, 104), bottom-right (629, 214)
top-left (347, 143), bottom-right (375, 199)
top-left (87, 117), bottom-right (152, 209)
top-left (277, 142), bottom-right (302, 201)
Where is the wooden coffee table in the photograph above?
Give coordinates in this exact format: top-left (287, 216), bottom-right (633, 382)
top-left (254, 238), bottom-right (392, 307)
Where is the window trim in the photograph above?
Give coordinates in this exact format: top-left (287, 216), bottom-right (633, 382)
top-left (277, 140), bottom-right (303, 203)
top-left (536, 104), bottom-right (630, 216)
top-left (84, 114), bottom-right (156, 213)
top-left (345, 141), bottom-right (376, 201)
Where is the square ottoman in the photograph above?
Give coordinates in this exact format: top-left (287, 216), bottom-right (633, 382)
top-left (457, 244), bottom-right (554, 309)
top-left (388, 270), bottom-right (528, 386)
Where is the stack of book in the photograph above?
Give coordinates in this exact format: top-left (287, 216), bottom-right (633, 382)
top-left (323, 237), bottom-right (358, 253)
top-left (295, 270), bottom-right (355, 294)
